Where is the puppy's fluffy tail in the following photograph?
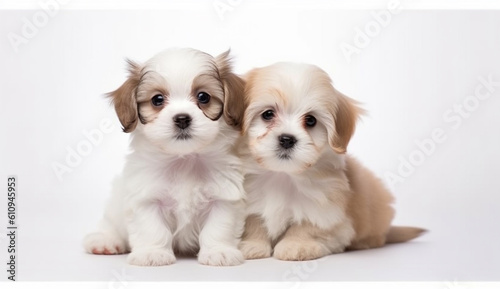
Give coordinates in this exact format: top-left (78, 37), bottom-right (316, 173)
top-left (385, 226), bottom-right (427, 244)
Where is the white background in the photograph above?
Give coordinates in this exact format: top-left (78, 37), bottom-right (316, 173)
top-left (1, 1), bottom-right (500, 283)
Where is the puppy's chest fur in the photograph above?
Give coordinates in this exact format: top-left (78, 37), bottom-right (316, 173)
top-left (158, 154), bottom-right (216, 227)
top-left (155, 154), bottom-right (223, 226)
top-left (245, 169), bottom-right (350, 240)
top-left (127, 151), bottom-right (242, 232)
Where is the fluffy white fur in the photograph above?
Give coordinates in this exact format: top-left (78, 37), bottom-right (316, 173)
top-left (83, 48), bottom-right (246, 266)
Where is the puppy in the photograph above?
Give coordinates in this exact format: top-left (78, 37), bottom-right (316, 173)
top-left (238, 62), bottom-right (425, 261)
top-left (83, 48), bottom-right (246, 266)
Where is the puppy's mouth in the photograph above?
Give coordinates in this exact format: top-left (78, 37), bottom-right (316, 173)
top-left (276, 149), bottom-right (293, 160)
top-left (175, 131), bottom-right (192, 140)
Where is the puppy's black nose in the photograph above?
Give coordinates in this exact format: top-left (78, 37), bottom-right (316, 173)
top-left (174, 114), bottom-right (192, 129)
top-left (279, 134), bottom-right (297, 149)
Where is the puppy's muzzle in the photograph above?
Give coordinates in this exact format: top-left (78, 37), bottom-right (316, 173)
top-left (174, 114), bottom-right (192, 130)
top-left (279, 134), bottom-right (297, 149)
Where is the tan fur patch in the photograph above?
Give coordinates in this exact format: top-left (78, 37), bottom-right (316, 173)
top-left (191, 72), bottom-right (224, 121)
top-left (215, 50), bottom-right (246, 128)
top-left (328, 91), bottom-right (363, 154)
top-left (107, 59), bottom-right (142, 133)
top-left (239, 215), bottom-right (272, 259)
top-left (344, 156), bottom-right (395, 250)
top-left (135, 70), bottom-right (169, 124)
top-left (273, 220), bottom-right (352, 260)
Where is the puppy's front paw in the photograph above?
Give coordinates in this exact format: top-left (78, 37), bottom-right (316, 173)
top-left (83, 232), bottom-right (129, 255)
top-left (273, 239), bottom-right (331, 261)
top-left (238, 240), bottom-right (272, 259)
top-left (127, 248), bottom-right (176, 266)
top-left (198, 247), bottom-right (244, 266)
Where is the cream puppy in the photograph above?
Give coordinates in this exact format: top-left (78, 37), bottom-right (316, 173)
top-left (83, 48), bottom-right (246, 266)
top-left (238, 62), bottom-right (425, 261)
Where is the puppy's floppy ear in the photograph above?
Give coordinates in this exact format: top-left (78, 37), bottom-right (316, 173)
top-left (328, 89), bottom-right (363, 153)
top-left (107, 59), bottom-right (142, 133)
top-left (215, 50), bottom-right (246, 129)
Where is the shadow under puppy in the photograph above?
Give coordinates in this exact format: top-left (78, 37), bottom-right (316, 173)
top-left (238, 62), bottom-right (425, 261)
top-left (83, 48), bottom-right (247, 266)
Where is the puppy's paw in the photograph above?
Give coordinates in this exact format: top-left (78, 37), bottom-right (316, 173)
top-left (127, 248), bottom-right (176, 266)
top-left (273, 239), bottom-right (331, 261)
top-left (198, 247), bottom-right (244, 266)
top-left (83, 232), bottom-right (129, 255)
top-left (238, 240), bottom-right (272, 259)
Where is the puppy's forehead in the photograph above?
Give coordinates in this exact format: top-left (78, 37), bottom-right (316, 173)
top-left (247, 63), bottom-right (333, 111)
top-left (144, 49), bottom-right (218, 91)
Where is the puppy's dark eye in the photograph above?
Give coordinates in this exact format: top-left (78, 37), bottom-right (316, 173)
top-left (151, 94), bottom-right (164, 106)
top-left (305, 115), bottom-right (316, 127)
top-left (197, 92), bottom-right (211, 104)
top-left (262, 110), bottom-right (275, 121)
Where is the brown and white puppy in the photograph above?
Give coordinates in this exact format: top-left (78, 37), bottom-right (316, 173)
top-left (238, 62), bottom-right (425, 261)
top-left (84, 48), bottom-right (247, 266)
